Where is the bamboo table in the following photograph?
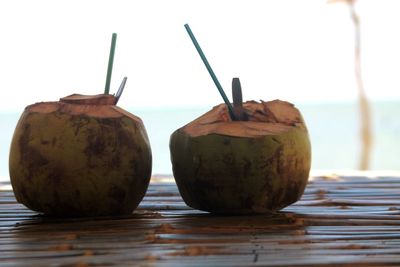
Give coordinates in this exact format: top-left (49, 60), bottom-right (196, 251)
top-left (1, 174), bottom-right (400, 266)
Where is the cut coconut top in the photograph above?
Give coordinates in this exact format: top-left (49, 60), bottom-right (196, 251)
top-left (25, 94), bottom-right (142, 122)
top-left (181, 100), bottom-right (307, 138)
top-left (60, 94), bottom-right (116, 105)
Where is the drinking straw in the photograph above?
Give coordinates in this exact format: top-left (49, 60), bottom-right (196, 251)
top-left (104, 33), bottom-right (117, 94)
top-left (184, 24), bottom-right (236, 120)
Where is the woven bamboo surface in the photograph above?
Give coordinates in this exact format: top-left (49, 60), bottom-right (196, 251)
top-left (1, 174), bottom-right (400, 266)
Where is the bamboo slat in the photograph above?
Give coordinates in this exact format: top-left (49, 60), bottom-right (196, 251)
top-left (0, 175), bottom-right (400, 266)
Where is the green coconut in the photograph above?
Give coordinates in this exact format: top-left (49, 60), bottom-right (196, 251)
top-left (9, 94), bottom-right (152, 217)
top-left (170, 99), bottom-right (311, 214)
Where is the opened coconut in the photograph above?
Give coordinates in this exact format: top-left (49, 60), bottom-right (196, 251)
top-left (170, 99), bottom-right (311, 214)
top-left (9, 94), bottom-right (152, 217)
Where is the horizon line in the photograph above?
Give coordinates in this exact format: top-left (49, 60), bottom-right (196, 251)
top-left (0, 98), bottom-right (399, 113)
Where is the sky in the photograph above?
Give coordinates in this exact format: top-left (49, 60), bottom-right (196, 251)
top-left (1, 0), bottom-right (400, 112)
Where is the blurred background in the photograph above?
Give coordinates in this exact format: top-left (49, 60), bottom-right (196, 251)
top-left (1, 0), bottom-right (399, 180)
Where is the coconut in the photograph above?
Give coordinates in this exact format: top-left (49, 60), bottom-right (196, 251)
top-left (9, 94), bottom-right (152, 217)
top-left (170, 99), bottom-right (311, 214)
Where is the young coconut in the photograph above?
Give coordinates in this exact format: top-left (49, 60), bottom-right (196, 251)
top-left (170, 24), bottom-right (311, 214)
top-left (170, 94), bottom-right (311, 214)
top-left (9, 34), bottom-right (152, 217)
top-left (9, 93), bottom-right (152, 217)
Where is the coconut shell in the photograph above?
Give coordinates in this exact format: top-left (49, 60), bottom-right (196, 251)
top-left (170, 100), bottom-right (311, 214)
top-left (9, 94), bottom-right (152, 217)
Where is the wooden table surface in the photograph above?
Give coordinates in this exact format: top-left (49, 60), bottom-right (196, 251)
top-left (1, 174), bottom-right (400, 267)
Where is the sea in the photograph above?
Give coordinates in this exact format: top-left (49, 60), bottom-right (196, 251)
top-left (1, 101), bottom-right (399, 181)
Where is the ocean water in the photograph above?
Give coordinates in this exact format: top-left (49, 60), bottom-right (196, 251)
top-left (1, 101), bottom-right (399, 181)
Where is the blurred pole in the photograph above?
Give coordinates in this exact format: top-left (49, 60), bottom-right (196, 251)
top-left (348, 1), bottom-right (373, 170)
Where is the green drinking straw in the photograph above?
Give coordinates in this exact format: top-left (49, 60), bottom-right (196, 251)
top-left (184, 24), bottom-right (237, 120)
top-left (104, 33), bottom-right (117, 94)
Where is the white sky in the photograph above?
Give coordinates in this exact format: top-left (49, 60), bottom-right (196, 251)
top-left (1, 0), bottom-right (400, 112)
